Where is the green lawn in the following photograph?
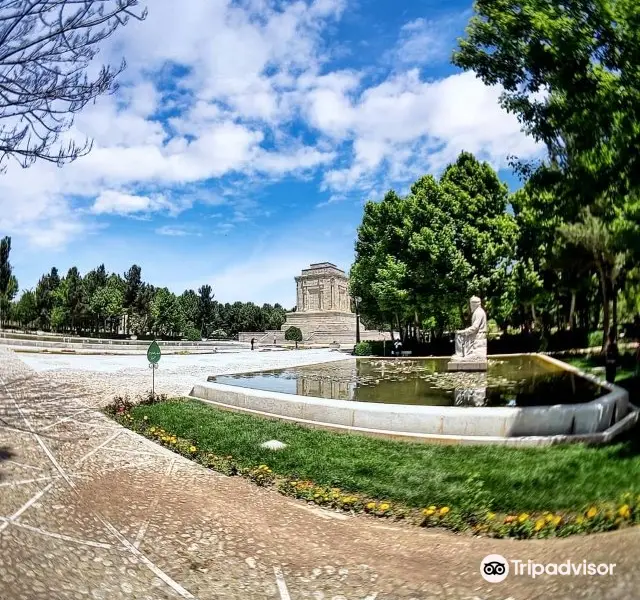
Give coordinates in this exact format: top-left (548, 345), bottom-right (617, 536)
top-left (129, 399), bottom-right (640, 514)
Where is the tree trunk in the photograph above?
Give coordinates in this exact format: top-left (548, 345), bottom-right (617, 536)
top-left (531, 303), bottom-right (537, 326)
top-left (597, 265), bottom-right (610, 353)
top-left (612, 287), bottom-right (618, 338)
top-left (569, 291), bottom-right (576, 330)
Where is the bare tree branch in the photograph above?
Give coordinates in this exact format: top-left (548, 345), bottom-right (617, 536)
top-left (0, 0), bottom-right (147, 170)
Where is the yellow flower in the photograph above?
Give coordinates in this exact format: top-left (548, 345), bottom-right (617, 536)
top-left (534, 519), bottom-right (545, 531)
top-left (576, 516), bottom-right (584, 525)
top-left (552, 515), bottom-right (562, 527)
top-left (366, 502), bottom-right (376, 510)
top-left (439, 506), bottom-right (450, 516)
top-left (618, 504), bottom-right (631, 519)
top-left (189, 446), bottom-right (197, 453)
top-left (586, 506), bottom-right (598, 519)
top-left (518, 513), bottom-right (530, 524)
top-left (379, 503), bottom-right (390, 511)
top-left (422, 508), bottom-right (435, 517)
top-left (428, 505), bottom-right (436, 511)
top-left (486, 512), bottom-right (496, 521)
top-left (545, 514), bottom-right (555, 523)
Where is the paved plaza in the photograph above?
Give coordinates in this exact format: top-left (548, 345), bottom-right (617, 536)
top-left (0, 347), bottom-right (639, 599)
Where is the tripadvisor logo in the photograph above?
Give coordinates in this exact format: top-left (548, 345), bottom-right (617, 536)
top-left (481, 554), bottom-right (509, 583)
top-left (480, 555), bottom-right (616, 582)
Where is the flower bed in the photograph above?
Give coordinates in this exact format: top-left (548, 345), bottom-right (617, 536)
top-left (105, 394), bottom-right (640, 539)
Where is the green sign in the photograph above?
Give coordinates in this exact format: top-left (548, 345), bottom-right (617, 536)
top-left (147, 340), bottom-right (161, 364)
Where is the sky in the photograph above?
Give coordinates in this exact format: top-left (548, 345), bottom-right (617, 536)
top-left (1, 0), bottom-right (542, 309)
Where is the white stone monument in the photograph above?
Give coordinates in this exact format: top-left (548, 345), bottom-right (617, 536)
top-left (447, 296), bottom-right (488, 371)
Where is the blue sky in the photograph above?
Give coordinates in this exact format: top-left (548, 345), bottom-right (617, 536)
top-left (1, 0), bottom-right (540, 308)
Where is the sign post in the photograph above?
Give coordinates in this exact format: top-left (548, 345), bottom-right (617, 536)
top-left (147, 340), bottom-right (161, 396)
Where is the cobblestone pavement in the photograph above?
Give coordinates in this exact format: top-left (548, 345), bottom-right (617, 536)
top-left (1, 348), bottom-right (639, 600)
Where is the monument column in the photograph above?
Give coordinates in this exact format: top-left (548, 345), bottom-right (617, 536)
top-left (296, 279), bottom-right (302, 311)
top-left (330, 278), bottom-right (336, 311)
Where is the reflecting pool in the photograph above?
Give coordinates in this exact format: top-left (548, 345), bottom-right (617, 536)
top-left (211, 356), bottom-right (606, 407)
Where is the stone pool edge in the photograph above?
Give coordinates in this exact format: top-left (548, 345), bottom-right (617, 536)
top-left (188, 353), bottom-right (638, 446)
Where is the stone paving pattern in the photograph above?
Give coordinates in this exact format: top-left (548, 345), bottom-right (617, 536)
top-left (0, 347), bottom-right (639, 599)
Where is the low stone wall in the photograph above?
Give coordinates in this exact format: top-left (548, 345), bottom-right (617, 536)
top-left (0, 331), bottom-right (238, 348)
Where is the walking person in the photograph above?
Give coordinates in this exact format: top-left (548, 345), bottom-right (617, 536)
top-left (251, 337), bottom-right (255, 351)
top-left (605, 330), bottom-right (619, 384)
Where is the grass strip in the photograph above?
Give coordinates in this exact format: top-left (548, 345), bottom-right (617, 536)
top-left (107, 394), bottom-right (640, 539)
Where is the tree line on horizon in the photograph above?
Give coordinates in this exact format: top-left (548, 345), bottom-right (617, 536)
top-left (0, 244), bottom-right (288, 340)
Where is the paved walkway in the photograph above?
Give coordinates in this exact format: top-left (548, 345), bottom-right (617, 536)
top-left (0, 348), bottom-right (638, 600)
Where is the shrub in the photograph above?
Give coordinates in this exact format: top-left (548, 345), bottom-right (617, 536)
top-left (588, 330), bottom-right (604, 348)
top-left (354, 341), bottom-right (373, 356)
top-left (209, 329), bottom-right (228, 339)
top-left (183, 325), bottom-right (201, 341)
top-left (285, 326), bottom-right (303, 348)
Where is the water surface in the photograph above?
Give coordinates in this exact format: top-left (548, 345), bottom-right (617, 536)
top-left (212, 356), bottom-right (605, 407)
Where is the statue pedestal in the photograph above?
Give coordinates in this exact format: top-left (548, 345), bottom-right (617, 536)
top-left (447, 359), bottom-right (488, 372)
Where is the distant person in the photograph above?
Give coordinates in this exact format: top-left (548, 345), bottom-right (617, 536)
top-left (394, 339), bottom-right (402, 357)
top-left (251, 337), bottom-right (255, 351)
top-left (605, 330), bottom-right (619, 384)
top-left (273, 335), bottom-right (277, 346)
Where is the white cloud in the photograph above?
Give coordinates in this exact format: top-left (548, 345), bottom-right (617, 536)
top-left (155, 225), bottom-right (202, 237)
top-left (388, 14), bottom-right (467, 67)
top-left (314, 70), bottom-right (543, 194)
top-left (91, 191), bottom-right (173, 216)
top-left (0, 0), bottom-right (542, 254)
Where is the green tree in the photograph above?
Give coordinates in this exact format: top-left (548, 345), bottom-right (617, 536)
top-left (351, 153), bottom-right (516, 341)
top-left (89, 276), bottom-right (124, 333)
top-left (453, 0), bottom-right (640, 201)
top-left (130, 283), bottom-right (155, 335)
top-left (123, 264), bottom-right (141, 316)
top-left (35, 267), bottom-right (60, 330)
top-left (150, 288), bottom-right (183, 337)
top-left (285, 326), bottom-right (303, 349)
top-left (13, 290), bottom-right (37, 330)
top-left (561, 210), bottom-right (630, 345)
top-left (83, 264), bottom-right (108, 331)
top-left (63, 267), bottom-right (84, 332)
top-left (350, 190), bottom-right (409, 337)
top-left (0, 236), bottom-right (18, 327)
top-left (179, 290), bottom-right (199, 325)
top-left (454, 0), bottom-right (640, 346)
top-left (197, 285), bottom-right (214, 337)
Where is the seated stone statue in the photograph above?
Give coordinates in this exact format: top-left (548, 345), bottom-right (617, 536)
top-left (452, 296), bottom-right (487, 361)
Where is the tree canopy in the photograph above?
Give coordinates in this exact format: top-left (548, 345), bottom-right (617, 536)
top-left (1, 240), bottom-right (289, 339)
top-left (452, 0), bottom-right (640, 347)
top-left (350, 152), bottom-right (517, 340)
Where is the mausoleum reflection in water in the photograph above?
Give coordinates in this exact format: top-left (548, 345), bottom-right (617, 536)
top-left (212, 356), bottom-right (606, 408)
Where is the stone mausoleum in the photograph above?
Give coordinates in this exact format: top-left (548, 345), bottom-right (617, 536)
top-left (239, 262), bottom-right (388, 346)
